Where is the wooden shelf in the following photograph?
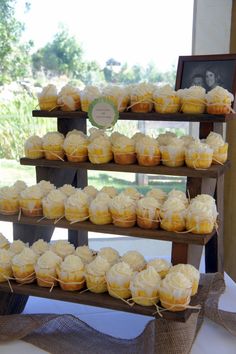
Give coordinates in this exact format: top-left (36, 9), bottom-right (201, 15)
top-left (0, 214), bottom-right (215, 245)
top-left (0, 281), bottom-right (201, 322)
top-left (20, 158), bottom-right (230, 178)
top-left (32, 110), bottom-right (236, 122)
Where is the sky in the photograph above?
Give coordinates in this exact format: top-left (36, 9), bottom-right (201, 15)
top-left (15, 0), bottom-right (194, 71)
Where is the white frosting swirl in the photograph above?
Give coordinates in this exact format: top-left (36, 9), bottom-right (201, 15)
top-left (42, 190), bottom-right (66, 207)
top-left (110, 194), bottom-right (136, 212)
top-left (206, 132), bottom-right (225, 148)
top-left (65, 190), bottom-right (89, 208)
top-left (36, 250), bottom-right (62, 269)
top-left (37, 180), bottom-right (55, 196)
top-left (98, 247), bottom-right (120, 265)
top-left (75, 245), bottom-right (95, 264)
top-left (156, 132), bottom-right (177, 146)
top-left (20, 185), bottom-right (43, 199)
top-left (168, 264), bottom-right (200, 284)
top-left (135, 136), bottom-right (159, 155)
top-left (9, 240), bottom-right (28, 255)
top-left (81, 85), bottom-right (100, 101)
top-left (206, 86), bottom-right (234, 102)
top-left (60, 254), bottom-right (84, 272)
top-left (161, 272), bottom-right (192, 298)
top-left (130, 266), bottom-right (161, 296)
top-left (59, 184), bottom-right (76, 197)
top-left (42, 132), bottom-right (64, 146)
top-left (168, 190), bottom-right (188, 205)
top-left (187, 200), bottom-right (217, 220)
top-left (83, 186), bottom-right (98, 200)
top-left (0, 186), bottom-right (19, 199)
top-left (24, 135), bottom-right (42, 149)
top-left (50, 240), bottom-right (75, 259)
top-left (146, 189), bottom-right (167, 204)
top-left (112, 136), bottom-right (135, 150)
top-left (85, 255), bottom-right (110, 276)
top-left (162, 197), bottom-right (186, 213)
top-left (147, 258), bottom-right (171, 273)
top-left (31, 239), bottom-right (49, 256)
top-left (38, 84), bottom-right (57, 98)
top-left (12, 248), bottom-right (37, 266)
top-left (100, 186), bottom-right (118, 198)
top-left (63, 132), bottom-right (88, 149)
top-left (121, 250), bottom-right (146, 271)
top-left (177, 86), bottom-right (206, 99)
top-left (13, 181), bottom-right (27, 193)
top-left (106, 261), bottom-right (133, 286)
top-left (120, 187), bottom-right (142, 201)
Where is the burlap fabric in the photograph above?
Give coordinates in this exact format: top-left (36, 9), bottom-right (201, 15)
top-left (0, 273), bottom-right (235, 354)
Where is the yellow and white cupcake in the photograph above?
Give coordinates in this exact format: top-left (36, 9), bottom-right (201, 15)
top-left (89, 194), bottom-right (112, 225)
top-left (185, 141), bottom-right (213, 169)
top-left (9, 240), bottom-right (28, 255)
top-left (180, 135), bottom-right (196, 148)
top-left (156, 131), bottom-right (177, 147)
top-left (178, 86), bottom-right (206, 114)
top-left (146, 188), bottom-right (167, 205)
top-left (88, 136), bottom-right (113, 164)
top-left (12, 248), bottom-right (37, 284)
top-left (35, 250), bottom-right (62, 287)
top-left (88, 128), bottom-right (109, 142)
top-left (130, 83), bottom-right (153, 113)
top-left (147, 258), bottom-right (172, 279)
top-left (50, 240), bottom-right (75, 259)
top-left (153, 84), bottom-right (180, 113)
top-left (83, 185), bottom-right (99, 203)
top-left (85, 255), bottom-right (111, 293)
top-left (100, 186), bottom-right (118, 199)
top-left (159, 272), bottom-right (192, 311)
top-left (20, 185), bottom-right (43, 217)
top-left (110, 194), bottom-right (136, 227)
top-left (167, 189), bottom-right (189, 207)
top-left (160, 137), bottom-right (185, 167)
top-left (106, 261), bottom-right (133, 299)
top-left (135, 136), bottom-right (161, 166)
top-left (102, 85), bottom-right (129, 112)
top-left (130, 266), bottom-right (161, 306)
top-left (120, 187), bottom-right (142, 201)
top-left (37, 180), bottom-right (56, 197)
top-left (24, 135), bottom-right (44, 159)
top-left (74, 245), bottom-right (96, 264)
top-left (98, 247), bottom-right (120, 266)
top-left (31, 239), bottom-right (49, 256)
top-left (186, 199), bottom-right (217, 234)
top-left (42, 189), bottom-right (66, 220)
top-left (121, 250), bottom-right (146, 272)
top-left (136, 197), bottom-right (161, 229)
top-left (160, 197), bottom-right (186, 232)
top-left (112, 135), bottom-right (136, 165)
top-left (0, 233), bottom-right (10, 250)
top-left (206, 132), bottom-right (228, 164)
top-left (57, 84), bottom-right (81, 111)
top-left (57, 254), bottom-right (85, 291)
top-left (13, 180), bottom-right (27, 194)
top-left (38, 84), bottom-right (58, 111)
top-left (65, 190), bottom-right (89, 223)
top-left (63, 130), bottom-right (88, 162)
top-left (80, 85), bottom-right (100, 112)
top-left (206, 86), bottom-right (234, 115)
top-left (58, 184), bottom-right (76, 197)
top-left (0, 186), bottom-right (19, 215)
top-left (0, 249), bottom-right (13, 282)
top-left (42, 132), bottom-right (65, 161)
top-left (168, 264), bottom-right (200, 296)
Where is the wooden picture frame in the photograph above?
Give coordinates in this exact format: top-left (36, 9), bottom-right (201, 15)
top-left (175, 54), bottom-right (236, 105)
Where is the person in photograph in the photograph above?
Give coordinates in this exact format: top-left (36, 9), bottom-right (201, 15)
top-left (205, 66), bottom-right (223, 91)
top-left (190, 73), bottom-right (205, 88)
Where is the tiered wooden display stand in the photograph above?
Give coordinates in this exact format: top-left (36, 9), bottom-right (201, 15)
top-left (0, 109), bottom-right (233, 321)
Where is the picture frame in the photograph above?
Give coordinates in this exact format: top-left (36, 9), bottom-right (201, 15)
top-left (175, 54), bottom-right (236, 104)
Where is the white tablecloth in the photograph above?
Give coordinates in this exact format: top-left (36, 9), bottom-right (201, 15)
top-left (0, 273), bottom-right (236, 354)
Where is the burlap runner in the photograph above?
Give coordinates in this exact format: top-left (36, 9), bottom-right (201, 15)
top-left (0, 273), bottom-right (235, 354)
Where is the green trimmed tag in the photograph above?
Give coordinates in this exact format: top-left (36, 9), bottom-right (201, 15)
top-left (88, 98), bottom-right (119, 129)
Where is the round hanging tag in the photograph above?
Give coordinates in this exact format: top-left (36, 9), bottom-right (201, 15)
top-left (88, 98), bottom-right (119, 129)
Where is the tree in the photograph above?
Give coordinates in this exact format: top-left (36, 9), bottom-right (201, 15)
top-left (0, 0), bottom-right (32, 85)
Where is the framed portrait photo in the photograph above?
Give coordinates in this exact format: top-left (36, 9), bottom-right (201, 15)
top-left (175, 54), bottom-right (236, 99)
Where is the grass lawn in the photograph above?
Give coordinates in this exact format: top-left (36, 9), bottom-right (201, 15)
top-left (0, 159), bottom-right (186, 194)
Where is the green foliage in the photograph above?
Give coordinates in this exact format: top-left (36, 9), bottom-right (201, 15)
top-left (0, 92), bottom-right (56, 159)
top-left (0, 0), bottom-right (33, 84)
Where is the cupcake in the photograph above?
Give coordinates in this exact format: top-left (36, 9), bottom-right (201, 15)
top-left (112, 135), bottom-right (136, 165)
top-left (135, 136), bottom-right (161, 166)
top-left (186, 199), bottom-right (217, 234)
top-left (20, 185), bottom-right (43, 217)
top-left (85, 255), bottom-right (111, 293)
top-left (37, 180), bottom-right (56, 197)
top-left (167, 190), bottom-right (189, 207)
top-left (110, 131), bottom-right (124, 145)
top-left (180, 135), bottom-right (196, 148)
top-left (0, 233), bottom-right (10, 250)
top-left (13, 180), bottom-right (27, 194)
top-left (56, 254), bottom-right (85, 291)
top-left (35, 250), bottom-right (62, 287)
top-left (80, 85), bottom-right (100, 112)
top-left (42, 132), bottom-right (65, 161)
top-left (185, 141), bottom-right (213, 169)
top-left (37, 84), bottom-right (58, 111)
top-left (156, 132), bottom-right (177, 146)
top-left (110, 194), bottom-right (136, 227)
top-left (12, 248), bottom-right (37, 283)
top-left (9, 240), bottom-right (28, 255)
top-left (106, 261), bottom-right (133, 299)
top-left (102, 85), bottom-right (129, 112)
top-left (160, 197), bottom-right (186, 232)
top-left (130, 83), bottom-right (153, 113)
top-left (83, 185), bottom-right (99, 203)
top-left (136, 197), bottom-right (161, 229)
top-left (121, 250), bottom-right (146, 272)
top-left (50, 240), bottom-right (75, 259)
top-left (160, 137), bottom-right (185, 167)
top-left (100, 186), bottom-right (118, 199)
top-left (159, 272), bottom-right (192, 311)
top-left (89, 194), bottom-right (112, 225)
top-left (65, 190), bottom-right (89, 223)
top-left (57, 84), bottom-right (81, 111)
top-left (58, 184), bottom-right (76, 197)
top-left (168, 264), bottom-right (200, 296)
top-left (120, 187), bottom-right (142, 201)
top-left (146, 189), bottom-right (167, 205)
top-left (42, 189), bottom-right (66, 220)
top-left (0, 186), bottom-right (19, 215)
top-left (132, 132), bottom-right (146, 144)
top-left (130, 266), bottom-right (161, 306)
top-left (0, 249), bottom-right (13, 282)
top-left (88, 128), bottom-right (108, 142)
top-left (147, 258), bottom-right (172, 279)
top-left (24, 135), bottom-right (44, 159)
top-left (31, 239), bottom-right (49, 256)
top-left (177, 86), bottom-right (206, 114)
top-left (88, 137), bottom-right (113, 164)
top-left (206, 132), bottom-right (228, 164)
top-left (74, 245), bottom-right (96, 264)
top-left (63, 130), bottom-right (88, 162)
top-left (153, 84), bottom-right (180, 113)
top-left (206, 86), bottom-right (234, 114)
top-left (98, 247), bottom-right (120, 266)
